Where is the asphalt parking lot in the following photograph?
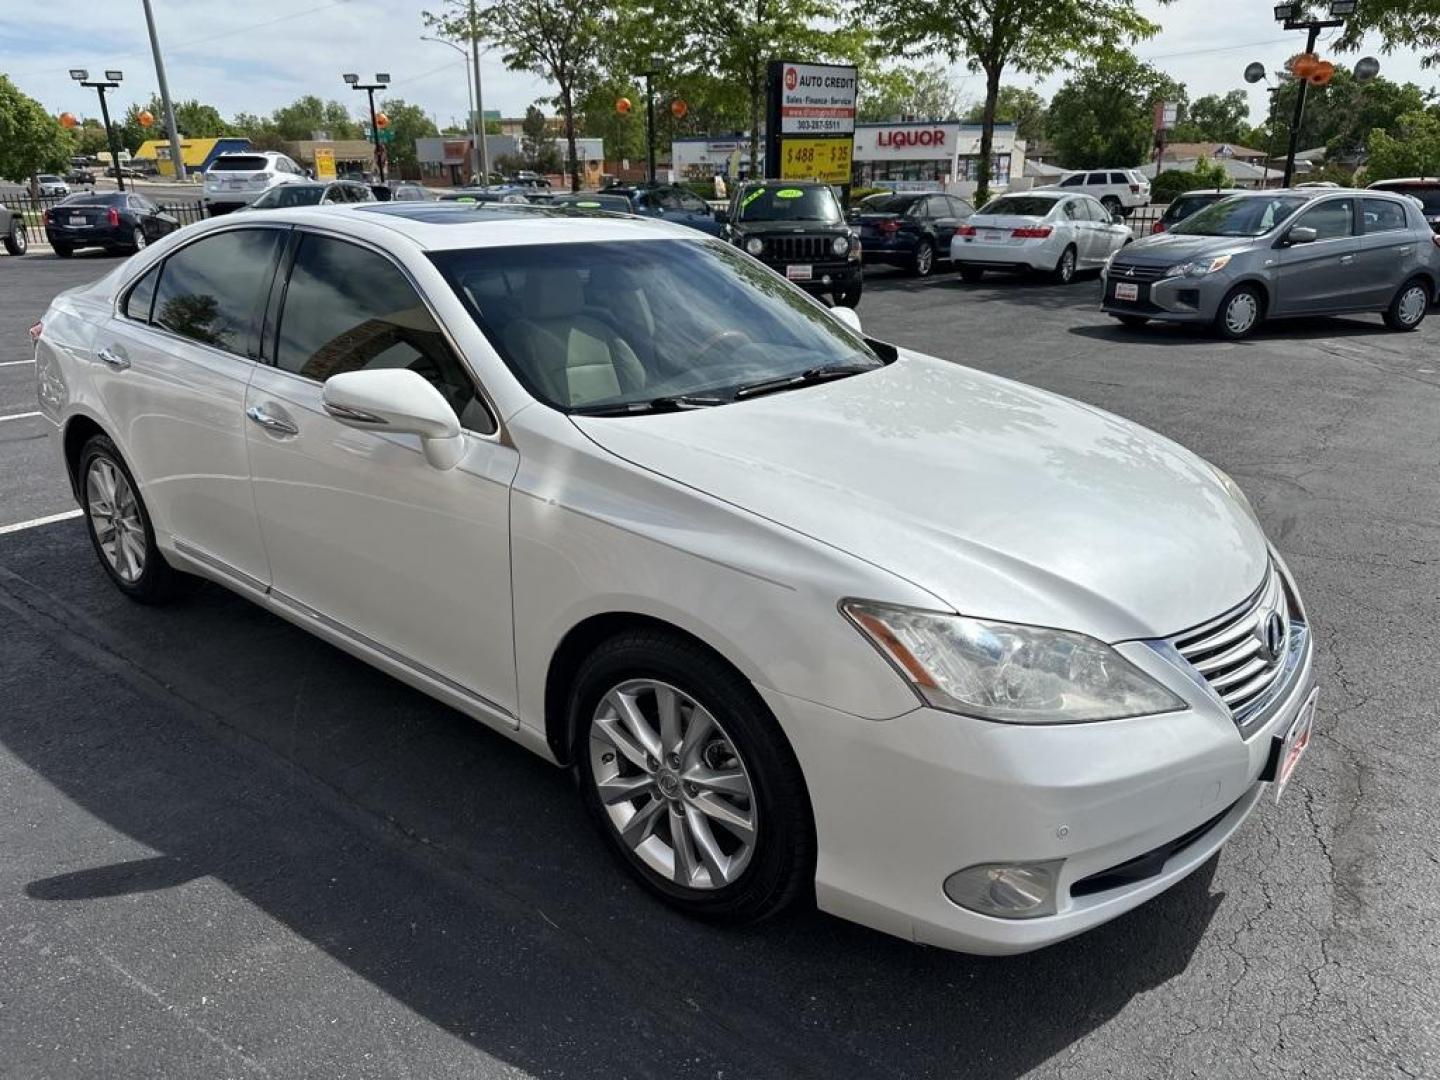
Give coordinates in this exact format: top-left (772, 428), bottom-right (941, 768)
top-left (2, 251), bottom-right (1437, 1079)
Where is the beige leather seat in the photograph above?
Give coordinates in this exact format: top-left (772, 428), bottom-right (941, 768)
top-left (503, 268), bottom-right (647, 406)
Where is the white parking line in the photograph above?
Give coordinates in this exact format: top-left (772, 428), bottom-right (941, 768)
top-left (0, 359), bottom-right (36, 367)
top-left (0, 509), bottom-right (82, 535)
top-left (0, 411), bottom-right (40, 423)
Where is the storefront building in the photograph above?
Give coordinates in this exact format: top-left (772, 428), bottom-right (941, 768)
top-left (852, 121), bottom-right (1025, 193)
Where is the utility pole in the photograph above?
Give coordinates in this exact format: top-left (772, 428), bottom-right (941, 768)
top-left (422, 35), bottom-right (478, 185)
top-left (469, 0), bottom-right (490, 183)
top-left (70, 70), bottom-right (125, 191)
top-left (141, 0), bottom-right (186, 182)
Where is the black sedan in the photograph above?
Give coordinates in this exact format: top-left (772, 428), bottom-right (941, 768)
top-left (44, 192), bottom-right (179, 258)
top-left (850, 191), bottom-right (974, 277)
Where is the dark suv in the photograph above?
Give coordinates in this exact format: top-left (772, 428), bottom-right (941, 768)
top-left (721, 181), bottom-right (862, 306)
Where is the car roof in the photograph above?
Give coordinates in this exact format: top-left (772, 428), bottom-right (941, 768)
top-left (321, 201), bottom-right (702, 250)
top-left (1368, 177), bottom-right (1440, 187)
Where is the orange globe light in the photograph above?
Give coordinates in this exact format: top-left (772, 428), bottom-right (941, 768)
top-left (615, 97), bottom-right (632, 115)
top-left (59, 112), bottom-right (78, 129)
top-left (138, 110), bottom-right (155, 128)
top-left (375, 112), bottom-right (390, 129)
top-left (1290, 53), bottom-right (1318, 78)
top-left (670, 99), bottom-right (688, 120)
top-left (1310, 61), bottom-right (1335, 86)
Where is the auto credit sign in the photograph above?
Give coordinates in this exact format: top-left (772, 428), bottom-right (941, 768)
top-left (778, 62), bottom-right (858, 136)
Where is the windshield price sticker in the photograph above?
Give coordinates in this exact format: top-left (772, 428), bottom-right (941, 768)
top-left (776, 188), bottom-right (804, 199)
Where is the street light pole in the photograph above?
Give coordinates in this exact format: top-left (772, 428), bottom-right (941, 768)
top-left (140, 0), bottom-right (186, 182)
top-left (468, 0), bottom-right (490, 183)
top-left (422, 35), bottom-right (479, 184)
top-left (1272, 2), bottom-right (1352, 187)
top-left (344, 72), bottom-right (391, 183)
top-left (637, 57), bottom-right (661, 185)
top-left (71, 70), bottom-right (125, 192)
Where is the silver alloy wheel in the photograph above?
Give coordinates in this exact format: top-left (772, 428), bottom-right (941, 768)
top-left (1224, 291), bottom-right (1259, 336)
top-left (1398, 284), bottom-right (1427, 326)
top-left (133, 228), bottom-right (147, 250)
top-left (1058, 249), bottom-right (1075, 282)
top-left (12, 223), bottom-right (27, 253)
top-left (915, 242), bottom-right (933, 275)
top-left (86, 457), bottom-right (146, 583)
top-left (589, 679), bottom-right (757, 890)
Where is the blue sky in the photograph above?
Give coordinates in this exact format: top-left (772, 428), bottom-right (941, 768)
top-left (3, 0), bottom-right (1434, 132)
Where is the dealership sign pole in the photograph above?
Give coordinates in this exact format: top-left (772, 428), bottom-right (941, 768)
top-left (765, 61), bottom-right (858, 199)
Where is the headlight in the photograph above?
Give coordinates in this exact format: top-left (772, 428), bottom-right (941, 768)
top-left (744, 236), bottom-right (764, 256)
top-left (842, 601), bottom-right (1186, 723)
top-left (831, 235), bottom-right (849, 256)
top-left (1164, 254), bottom-right (1232, 278)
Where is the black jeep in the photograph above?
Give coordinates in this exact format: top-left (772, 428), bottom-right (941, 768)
top-left (720, 181), bottom-right (863, 307)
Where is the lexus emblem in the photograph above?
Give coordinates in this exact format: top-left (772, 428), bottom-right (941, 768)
top-left (1258, 611), bottom-right (1286, 662)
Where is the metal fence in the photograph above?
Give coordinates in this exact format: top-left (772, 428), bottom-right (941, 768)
top-left (1126, 204), bottom-right (1165, 239)
top-left (1, 193), bottom-right (208, 247)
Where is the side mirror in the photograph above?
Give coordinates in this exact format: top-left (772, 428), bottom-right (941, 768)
top-left (1111, 212), bottom-right (1126, 225)
top-left (1285, 225), bottom-right (1318, 246)
top-left (322, 368), bottom-right (466, 470)
top-left (714, 208), bottom-right (730, 224)
top-left (830, 305), bottom-right (862, 334)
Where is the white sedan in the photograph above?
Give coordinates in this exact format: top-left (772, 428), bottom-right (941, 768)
top-left (32, 203), bottom-right (1316, 955)
top-left (951, 190), bottom-right (1132, 284)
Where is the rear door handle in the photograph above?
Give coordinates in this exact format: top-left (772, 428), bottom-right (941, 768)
top-left (1339, 254), bottom-right (1356, 264)
top-left (96, 346), bottom-right (130, 370)
top-left (245, 405), bottom-right (299, 436)
top-left (1398, 246), bottom-right (1414, 256)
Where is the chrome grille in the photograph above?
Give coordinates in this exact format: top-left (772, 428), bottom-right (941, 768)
top-left (1172, 564), bottom-right (1295, 726)
top-left (767, 235), bottom-right (831, 261)
top-left (1108, 261), bottom-right (1167, 281)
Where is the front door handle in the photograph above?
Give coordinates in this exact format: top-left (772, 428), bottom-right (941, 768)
top-left (1399, 246), bottom-right (1414, 256)
top-left (246, 405), bottom-right (299, 436)
top-left (1339, 254), bottom-right (1356, 264)
top-left (96, 346), bottom-right (130, 370)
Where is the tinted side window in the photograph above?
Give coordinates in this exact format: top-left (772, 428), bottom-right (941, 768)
top-left (1295, 199), bottom-right (1354, 240)
top-left (152, 229), bottom-right (284, 354)
top-left (1362, 198), bottom-right (1407, 233)
top-left (1059, 174), bottom-right (1083, 187)
top-left (1087, 172), bottom-right (1107, 185)
top-left (948, 196), bottom-right (974, 217)
top-left (276, 234), bottom-right (492, 432)
top-left (676, 192), bottom-right (709, 213)
top-left (1109, 172), bottom-right (1128, 184)
top-left (123, 266), bottom-right (159, 323)
top-left (926, 195), bottom-right (952, 218)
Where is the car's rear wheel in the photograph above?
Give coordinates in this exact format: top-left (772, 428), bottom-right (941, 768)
top-left (959, 266), bottom-right (985, 284)
top-left (911, 239), bottom-right (935, 277)
top-left (1214, 284), bottom-right (1263, 340)
top-left (131, 227), bottom-right (147, 252)
top-left (1382, 277), bottom-right (1430, 331)
top-left (3, 219), bottom-right (25, 256)
top-left (572, 630), bottom-right (814, 923)
top-left (1051, 245), bottom-right (1077, 285)
top-left (1101, 196), bottom-right (1123, 217)
top-left (78, 435), bottom-right (192, 604)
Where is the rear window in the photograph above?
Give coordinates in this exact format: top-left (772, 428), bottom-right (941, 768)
top-left (1165, 193), bottom-right (1226, 220)
top-left (58, 192), bottom-right (126, 206)
top-left (552, 194), bottom-right (633, 212)
top-left (1373, 184), bottom-right (1440, 215)
top-left (978, 196), bottom-right (1060, 217)
top-left (253, 186), bottom-right (324, 208)
top-left (858, 193), bottom-right (922, 215)
top-left (209, 156), bottom-right (269, 172)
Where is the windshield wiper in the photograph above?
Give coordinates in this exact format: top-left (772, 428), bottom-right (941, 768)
top-left (571, 394), bottom-right (726, 416)
top-left (732, 363), bottom-right (874, 401)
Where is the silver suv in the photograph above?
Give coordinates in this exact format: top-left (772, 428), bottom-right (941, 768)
top-left (1101, 189), bottom-right (1439, 339)
top-left (202, 151), bottom-right (308, 215)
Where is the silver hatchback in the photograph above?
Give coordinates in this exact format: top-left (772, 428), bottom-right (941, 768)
top-left (1101, 189), bottom-right (1439, 338)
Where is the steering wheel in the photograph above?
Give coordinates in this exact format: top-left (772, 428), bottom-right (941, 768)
top-left (691, 328), bottom-right (750, 368)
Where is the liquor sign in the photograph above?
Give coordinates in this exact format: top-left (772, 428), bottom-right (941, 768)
top-left (765, 59), bottom-right (858, 192)
top-left (779, 138), bottom-right (852, 184)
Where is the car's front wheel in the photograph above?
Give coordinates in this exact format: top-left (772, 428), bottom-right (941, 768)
top-left (78, 434), bottom-right (192, 604)
top-left (3, 219), bottom-right (25, 256)
top-left (572, 630), bottom-right (814, 923)
top-left (833, 282), bottom-right (862, 308)
top-left (1214, 284), bottom-right (1263, 340)
top-left (131, 227), bottom-right (147, 252)
top-left (911, 239), bottom-right (935, 277)
top-left (1382, 277), bottom-right (1430, 331)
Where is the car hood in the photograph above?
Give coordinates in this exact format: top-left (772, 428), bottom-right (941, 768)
top-left (1119, 232), bottom-right (1254, 263)
top-left (572, 353), bottom-right (1269, 642)
top-left (734, 219), bottom-right (849, 235)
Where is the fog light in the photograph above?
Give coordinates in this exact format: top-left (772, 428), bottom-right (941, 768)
top-left (822, 274), bottom-right (832, 284)
top-left (944, 860), bottom-right (1063, 919)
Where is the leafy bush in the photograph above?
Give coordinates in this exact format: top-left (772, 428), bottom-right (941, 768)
top-left (1151, 158), bottom-right (1229, 203)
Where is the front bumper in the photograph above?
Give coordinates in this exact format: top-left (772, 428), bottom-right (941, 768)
top-left (761, 260), bottom-right (861, 294)
top-left (1100, 267), bottom-right (1231, 322)
top-left (763, 594), bottom-right (1316, 955)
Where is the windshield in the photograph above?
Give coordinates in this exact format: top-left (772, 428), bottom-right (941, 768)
top-left (253, 186), bottom-right (325, 208)
top-left (738, 185), bottom-right (842, 223)
top-left (431, 239), bottom-right (880, 412)
top-left (1375, 184), bottom-right (1440, 215)
top-left (1171, 195), bottom-right (1309, 237)
top-left (978, 196), bottom-right (1060, 217)
top-left (210, 155), bottom-right (269, 172)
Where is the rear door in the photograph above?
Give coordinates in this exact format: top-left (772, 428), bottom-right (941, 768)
top-left (1273, 198), bottom-right (1359, 315)
top-left (1357, 197), bottom-right (1419, 307)
top-left (1059, 198), bottom-right (1094, 260)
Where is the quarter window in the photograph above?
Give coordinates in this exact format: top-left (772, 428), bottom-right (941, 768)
top-left (1058, 174), bottom-right (1084, 187)
top-left (1292, 199), bottom-right (1354, 240)
top-left (275, 234), bottom-right (492, 432)
top-left (151, 229), bottom-right (285, 354)
top-left (1362, 198), bottom-right (1407, 233)
top-left (123, 266), bottom-right (159, 323)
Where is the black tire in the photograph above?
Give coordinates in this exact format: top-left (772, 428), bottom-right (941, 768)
top-left (1101, 196), bottom-right (1123, 217)
top-left (833, 282), bottom-right (862, 308)
top-left (77, 434), bottom-right (194, 604)
top-left (1382, 276), bottom-right (1430, 331)
top-left (3, 219), bottom-right (25, 256)
top-left (52, 243), bottom-right (73, 258)
top-left (1115, 314), bottom-right (1149, 328)
top-left (571, 629), bottom-right (815, 924)
top-left (959, 266), bottom-right (985, 284)
top-left (911, 238), bottom-right (935, 278)
top-left (1213, 284), bottom-right (1264, 340)
top-left (130, 226), bottom-right (147, 253)
top-left (1051, 245), bottom-right (1077, 285)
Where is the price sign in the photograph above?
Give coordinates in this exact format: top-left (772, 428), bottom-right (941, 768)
top-left (779, 138), bottom-right (852, 184)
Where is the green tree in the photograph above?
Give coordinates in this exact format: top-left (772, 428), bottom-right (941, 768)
top-left (75, 119), bottom-right (111, 158)
top-left (270, 95), bottom-right (360, 141)
top-left (1366, 110), bottom-right (1440, 182)
top-left (231, 112), bottom-right (287, 152)
top-left (1170, 90), bottom-right (1249, 144)
top-left (964, 85), bottom-right (1048, 143)
top-left (1262, 70), bottom-right (1431, 163)
top-left (1047, 51), bottom-right (1185, 169)
top-left (519, 102), bottom-right (563, 172)
top-left (378, 98), bottom-right (439, 168)
top-left (857, 0), bottom-right (1163, 205)
top-left (0, 76), bottom-right (74, 185)
top-left (576, 76), bottom-right (648, 165)
top-left (173, 100), bottom-right (230, 137)
top-left (425, 0), bottom-right (595, 192)
top-left (861, 64), bottom-right (964, 122)
top-left (1334, 0), bottom-right (1440, 68)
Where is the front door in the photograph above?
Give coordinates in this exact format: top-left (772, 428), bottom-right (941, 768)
top-left (244, 230), bottom-right (520, 719)
top-left (1273, 198), bottom-right (1359, 315)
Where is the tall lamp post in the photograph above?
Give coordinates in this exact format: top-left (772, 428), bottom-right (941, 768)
top-left (421, 36), bottom-right (480, 184)
top-left (343, 72), bottom-right (391, 183)
top-left (1272, 1), bottom-right (1356, 187)
top-left (140, 0), bottom-right (186, 182)
top-left (636, 57), bottom-right (662, 185)
top-left (70, 69), bottom-right (125, 192)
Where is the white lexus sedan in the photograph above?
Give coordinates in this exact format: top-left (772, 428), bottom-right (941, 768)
top-left (951, 190), bottom-right (1132, 285)
top-left (32, 203), bottom-right (1317, 954)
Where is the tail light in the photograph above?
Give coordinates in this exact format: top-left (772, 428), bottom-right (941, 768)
top-left (1129, 184), bottom-right (1140, 194)
top-left (956, 224), bottom-right (977, 237)
top-left (1151, 221), bottom-right (1165, 234)
top-left (29, 321), bottom-right (43, 343)
top-left (1011, 226), bottom-right (1052, 239)
top-left (878, 219), bottom-right (900, 234)
top-left (107, 208), bottom-right (120, 226)
top-left (1432, 234), bottom-right (1440, 249)
top-left (41, 209), bottom-right (50, 226)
